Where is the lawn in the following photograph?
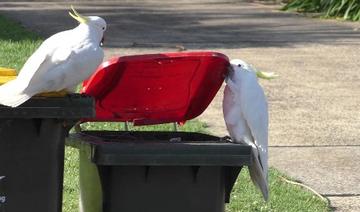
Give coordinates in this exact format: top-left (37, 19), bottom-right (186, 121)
top-left (0, 16), bottom-right (42, 71)
top-left (0, 14), bottom-right (330, 212)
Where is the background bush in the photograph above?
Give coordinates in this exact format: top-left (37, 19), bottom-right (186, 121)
top-left (283, 0), bottom-right (360, 21)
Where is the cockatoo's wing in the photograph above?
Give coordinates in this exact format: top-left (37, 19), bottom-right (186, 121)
top-left (223, 79), bottom-right (253, 143)
top-left (239, 72), bottom-right (269, 201)
top-left (24, 50), bottom-right (74, 93)
top-left (240, 73), bottom-right (268, 172)
top-left (16, 30), bottom-right (73, 84)
top-left (24, 41), bottom-right (103, 95)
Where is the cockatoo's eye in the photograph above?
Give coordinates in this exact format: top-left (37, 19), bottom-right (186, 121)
top-left (237, 64), bottom-right (242, 67)
top-left (102, 27), bottom-right (105, 30)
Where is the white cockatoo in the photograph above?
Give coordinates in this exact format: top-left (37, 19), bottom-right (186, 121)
top-left (223, 59), bottom-right (276, 201)
top-left (0, 6), bottom-right (106, 107)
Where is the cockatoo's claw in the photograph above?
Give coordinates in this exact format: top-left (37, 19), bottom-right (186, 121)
top-left (79, 93), bottom-right (88, 97)
top-left (74, 121), bottom-right (82, 133)
top-left (220, 135), bottom-right (233, 143)
top-left (37, 89), bottom-right (69, 97)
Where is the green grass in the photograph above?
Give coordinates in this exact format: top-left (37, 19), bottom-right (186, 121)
top-left (0, 15), bottom-right (42, 71)
top-left (0, 13), bottom-right (330, 212)
top-left (227, 168), bottom-right (330, 212)
top-left (79, 120), bottom-right (209, 132)
top-left (63, 147), bottom-right (81, 211)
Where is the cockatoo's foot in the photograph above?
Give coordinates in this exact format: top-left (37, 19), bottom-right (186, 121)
top-left (220, 135), bottom-right (233, 143)
top-left (37, 89), bottom-right (69, 97)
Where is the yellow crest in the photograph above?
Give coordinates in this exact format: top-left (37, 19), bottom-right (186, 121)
top-left (256, 71), bottom-right (278, 80)
top-left (69, 5), bottom-right (89, 24)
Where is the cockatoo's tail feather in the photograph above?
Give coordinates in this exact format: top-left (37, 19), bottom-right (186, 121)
top-left (256, 71), bottom-right (278, 80)
top-left (249, 149), bottom-right (269, 201)
top-left (0, 79), bottom-right (32, 107)
top-left (69, 5), bottom-right (89, 24)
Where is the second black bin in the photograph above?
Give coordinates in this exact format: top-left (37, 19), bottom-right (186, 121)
top-left (68, 131), bottom-right (251, 212)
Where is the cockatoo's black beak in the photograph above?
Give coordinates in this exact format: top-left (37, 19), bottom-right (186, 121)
top-left (100, 36), bottom-right (105, 47)
top-left (224, 66), bottom-right (234, 82)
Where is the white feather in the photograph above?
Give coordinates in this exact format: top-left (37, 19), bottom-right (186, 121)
top-left (0, 16), bottom-right (106, 107)
top-left (223, 59), bottom-right (269, 200)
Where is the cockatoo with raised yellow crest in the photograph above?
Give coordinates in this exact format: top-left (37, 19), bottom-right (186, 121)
top-left (223, 59), bottom-right (276, 201)
top-left (0, 6), bottom-right (106, 107)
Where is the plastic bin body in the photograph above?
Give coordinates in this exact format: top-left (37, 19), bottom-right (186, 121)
top-left (101, 166), bottom-right (226, 212)
top-left (69, 131), bottom-right (252, 212)
top-left (0, 119), bottom-right (66, 212)
top-left (0, 95), bottom-right (94, 212)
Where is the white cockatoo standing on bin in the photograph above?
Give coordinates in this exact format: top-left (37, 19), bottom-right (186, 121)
top-left (223, 59), bottom-right (276, 201)
top-left (0, 6), bottom-right (106, 107)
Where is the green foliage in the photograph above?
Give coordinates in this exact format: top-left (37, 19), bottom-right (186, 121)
top-left (283, 0), bottom-right (360, 21)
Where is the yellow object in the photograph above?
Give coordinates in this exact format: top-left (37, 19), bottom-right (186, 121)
top-left (0, 76), bottom-right (17, 85)
top-left (0, 67), bottom-right (17, 76)
top-left (0, 67), bottom-right (17, 85)
top-left (69, 5), bottom-right (89, 24)
top-left (37, 90), bottom-right (69, 97)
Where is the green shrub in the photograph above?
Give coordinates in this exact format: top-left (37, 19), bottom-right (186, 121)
top-left (283, 0), bottom-right (360, 21)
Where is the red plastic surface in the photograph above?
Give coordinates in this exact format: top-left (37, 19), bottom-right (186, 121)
top-left (82, 51), bottom-right (229, 125)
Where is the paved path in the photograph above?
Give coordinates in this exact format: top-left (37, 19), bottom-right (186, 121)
top-left (1, 1), bottom-right (359, 211)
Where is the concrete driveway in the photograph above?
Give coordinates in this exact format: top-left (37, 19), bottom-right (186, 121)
top-left (0, 0), bottom-right (359, 211)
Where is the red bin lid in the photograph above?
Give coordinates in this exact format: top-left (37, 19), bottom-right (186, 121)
top-left (81, 51), bottom-right (229, 125)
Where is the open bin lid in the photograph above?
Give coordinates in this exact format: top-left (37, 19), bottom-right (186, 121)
top-left (81, 51), bottom-right (229, 125)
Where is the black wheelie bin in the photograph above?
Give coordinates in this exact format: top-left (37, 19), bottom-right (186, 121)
top-left (67, 51), bottom-right (252, 212)
top-left (0, 94), bottom-right (94, 212)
